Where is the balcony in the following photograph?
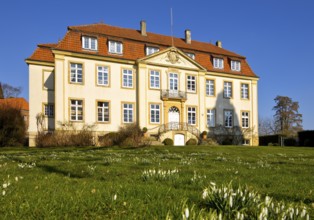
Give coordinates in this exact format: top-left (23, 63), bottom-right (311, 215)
top-left (160, 90), bottom-right (187, 101)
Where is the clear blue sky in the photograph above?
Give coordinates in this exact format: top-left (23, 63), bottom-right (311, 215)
top-left (0, 0), bottom-right (313, 130)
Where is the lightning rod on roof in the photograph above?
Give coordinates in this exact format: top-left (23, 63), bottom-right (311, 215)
top-left (170, 8), bottom-right (174, 47)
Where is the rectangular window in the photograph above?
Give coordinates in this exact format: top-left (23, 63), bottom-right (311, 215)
top-left (224, 81), bottom-right (232, 98)
top-left (108, 40), bottom-right (123, 54)
top-left (123, 103), bottom-right (134, 123)
top-left (242, 111), bottom-right (249, 128)
top-left (213, 58), bottom-right (224, 69)
top-left (146, 46), bottom-right (159, 56)
top-left (187, 107), bottom-right (196, 125)
top-left (224, 110), bottom-right (233, 128)
top-left (243, 139), bottom-right (250, 145)
top-left (82, 36), bottom-right (98, 51)
top-left (97, 102), bottom-right (109, 122)
top-left (206, 79), bottom-right (215, 96)
top-left (231, 60), bottom-right (241, 71)
top-left (187, 75), bottom-right (196, 92)
top-left (185, 52), bottom-right (195, 59)
top-left (169, 73), bottom-right (178, 91)
top-left (150, 104), bottom-right (160, 123)
top-left (44, 104), bottom-right (54, 117)
top-left (97, 66), bottom-right (109, 86)
top-left (70, 100), bottom-right (83, 121)
top-left (70, 63), bottom-right (83, 83)
top-left (207, 109), bottom-right (215, 127)
top-left (241, 83), bottom-right (249, 99)
top-left (150, 70), bottom-right (160, 89)
top-left (122, 69), bottom-right (133, 88)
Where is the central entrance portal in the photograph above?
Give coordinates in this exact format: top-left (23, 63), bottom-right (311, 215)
top-left (168, 106), bottom-right (180, 129)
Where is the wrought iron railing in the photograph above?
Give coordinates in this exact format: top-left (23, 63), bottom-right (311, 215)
top-left (158, 122), bottom-right (200, 139)
top-left (161, 90), bottom-right (187, 100)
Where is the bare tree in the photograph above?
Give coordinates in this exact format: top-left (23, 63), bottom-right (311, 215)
top-left (0, 82), bottom-right (22, 98)
top-left (273, 96), bottom-right (302, 136)
top-left (259, 117), bottom-right (276, 136)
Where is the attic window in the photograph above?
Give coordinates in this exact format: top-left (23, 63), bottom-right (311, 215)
top-left (213, 57), bottom-right (224, 69)
top-left (108, 40), bottom-right (123, 54)
top-left (185, 52), bottom-right (195, 60)
top-left (231, 60), bottom-right (241, 71)
top-left (146, 46), bottom-right (159, 56)
top-left (82, 36), bottom-right (97, 51)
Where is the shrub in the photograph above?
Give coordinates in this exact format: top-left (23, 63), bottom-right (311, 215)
top-left (116, 123), bottom-right (143, 148)
top-left (200, 138), bottom-right (218, 146)
top-left (186, 138), bottom-right (198, 145)
top-left (98, 132), bottom-right (120, 147)
top-left (0, 107), bottom-right (26, 146)
top-left (298, 130), bottom-right (314, 147)
top-left (163, 138), bottom-right (173, 146)
top-left (142, 127), bottom-right (148, 133)
top-left (284, 137), bottom-right (297, 146)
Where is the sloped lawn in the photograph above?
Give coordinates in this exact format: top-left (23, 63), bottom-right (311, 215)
top-left (0, 146), bottom-right (313, 219)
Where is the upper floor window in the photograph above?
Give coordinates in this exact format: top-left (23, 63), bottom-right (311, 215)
top-left (108, 40), bottom-right (123, 54)
top-left (224, 82), bottom-right (232, 98)
top-left (122, 69), bottom-right (133, 88)
top-left (213, 58), bottom-right (224, 69)
top-left (70, 63), bottom-right (83, 83)
top-left (150, 70), bottom-right (160, 89)
top-left (146, 46), bottom-right (159, 56)
top-left (224, 110), bottom-right (233, 128)
top-left (187, 107), bottom-right (196, 125)
top-left (206, 79), bottom-right (215, 96)
top-left (231, 60), bottom-right (241, 71)
top-left (241, 83), bottom-right (249, 99)
top-left (185, 52), bottom-right (195, 59)
top-left (97, 66), bottom-right (109, 86)
top-left (242, 111), bottom-right (249, 128)
top-left (82, 36), bottom-right (97, 51)
top-left (70, 100), bottom-right (83, 121)
top-left (187, 75), bottom-right (196, 93)
top-left (150, 104), bottom-right (160, 124)
top-left (207, 109), bottom-right (215, 127)
top-left (44, 104), bottom-right (54, 117)
top-left (97, 101), bottom-right (110, 122)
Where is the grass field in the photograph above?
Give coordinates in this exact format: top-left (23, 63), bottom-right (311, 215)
top-left (0, 145), bottom-right (313, 219)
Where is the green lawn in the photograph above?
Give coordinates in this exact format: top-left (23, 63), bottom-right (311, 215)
top-left (0, 146), bottom-right (313, 219)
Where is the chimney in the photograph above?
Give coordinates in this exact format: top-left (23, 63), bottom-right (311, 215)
top-left (216, 40), bottom-right (222, 48)
top-left (185, 29), bottom-right (191, 44)
top-left (140, 20), bottom-right (147, 36)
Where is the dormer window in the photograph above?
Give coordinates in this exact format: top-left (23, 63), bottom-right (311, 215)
top-left (213, 57), bottom-right (224, 69)
top-left (108, 40), bottom-right (123, 54)
top-left (82, 36), bottom-right (97, 51)
top-left (146, 46), bottom-right (159, 56)
top-left (185, 52), bottom-right (195, 60)
top-left (231, 60), bottom-right (241, 71)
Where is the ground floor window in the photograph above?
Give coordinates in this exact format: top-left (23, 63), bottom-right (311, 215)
top-left (150, 104), bottom-right (160, 123)
top-left (97, 101), bottom-right (109, 122)
top-left (243, 139), bottom-right (250, 145)
top-left (187, 107), bottom-right (196, 125)
top-left (70, 100), bottom-right (83, 121)
top-left (123, 103), bottom-right (134, 123)
top-left (224, 110), bottom-right (233, 128)
top-left (44, 104), bottom-right (54, 117)
top-left (242, 111), bottom-right (249, 128)
top-left (207, 109), bottom-right (215, 127)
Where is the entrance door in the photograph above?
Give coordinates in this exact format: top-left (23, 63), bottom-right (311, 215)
top-left (169, 73), bottom-right (178, 98)
top-left (174, 134), bottom-right (185, 146)
top-left (168, 106), bottom-right (180, 129)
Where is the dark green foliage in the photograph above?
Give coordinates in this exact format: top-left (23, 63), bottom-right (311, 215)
top-left (142, 127), bottom-right (148, 133)
top-left (163, 138), bottom-right (173, 146)
top-left (186, 138), bottom-right (198, 145)
top-left (0, 107), bottom-right (26, 146)
top-left (284, 138), bottom-right (297, 146)
top-left (298, 130), bottom-right (314, 147)
top-left (259, 135), bottom-right (281, 146)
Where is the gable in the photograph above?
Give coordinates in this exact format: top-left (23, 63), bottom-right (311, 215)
top-left (138, 47), bottom-right (206, 71)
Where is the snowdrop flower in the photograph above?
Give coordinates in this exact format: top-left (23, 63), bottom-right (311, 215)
top-left (184, 207), bottom-right (189, 219)
top-left (2, 190), bottom-right (5, 196)
top-left (113, 194), bottom-right (117, 200)
top-left (15, 176), bottom-right (19, 182)
top-left (2, 183), bottom-right (8, 189)
top-left (202, 189), bottom-right (208, 199)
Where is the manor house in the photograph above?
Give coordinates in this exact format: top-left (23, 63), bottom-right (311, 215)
top-left (26, 21), bottom-right (259, 146)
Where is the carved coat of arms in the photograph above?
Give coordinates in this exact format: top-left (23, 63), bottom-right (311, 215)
top-left (167, 49), bottom-right (179, 64)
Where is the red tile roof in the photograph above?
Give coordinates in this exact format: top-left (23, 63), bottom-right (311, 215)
top-left (0, 98), bottom-right (29, 111)
top-left (27, 23), bottom-right (257, 77)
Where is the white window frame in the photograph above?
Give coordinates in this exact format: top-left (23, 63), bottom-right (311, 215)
top-left (213, 57), bottom-right (224, 69)
top-left (187, 75), bottom-right (196, 93)
top-left (150, 104), bottom-right (160, 124)
top-left (70, 63), bottom-right (83, 83)
top-left (241, 83), bottom-right (249, 99)
top-left (224, 82), bottom-right (232, 98)
top-left (231, 60), bottom-right (241, 71)
top-left (242, 111), bottom-right (249, 128)
top-left (185, 52), bottom-right (195, 59)
top-left (97, 102), bottom-right (110, 122)
top-left (122, 69), bottom-right (133, 88)
top-left (44, 104), bottom-right (54, 117)
top-left (187, 107), bottom-right (196, 125)
top-left (70, 100), bottom-right (83, 121)
top-left (97, 66), bottom-right (109, 86)
top-left (108, 40), bottom-right (123, 54)
top-left (224, 110), bottom-right (233, 128)
top-left (82, 36), bottom-right (98, 51)
top-left (150, 70), bottom-right (160, 89)
top-left (123, 103), bottom-right (134, 123)
top-left (146, 46), bottom-right (159, 56)
top-left (243, 139), bottom-right (250, 145)
top-left (207, 109), bottom-right (215, 127)
top-left (206, 79), bottom-right (215, 96)
top-left (169, 73), bottom-right (178, 91)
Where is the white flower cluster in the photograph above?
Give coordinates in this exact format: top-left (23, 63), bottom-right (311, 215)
top-left (201, 182), bottom-right (309, 220)
top-left (142, 168), bottom-right (179, 181)
top-left (191, 171), bottom-right (206, 183)
top-left (1, 175), bottom-right (23, 196)
top-left (18, 162), bottom-right (36, 169)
